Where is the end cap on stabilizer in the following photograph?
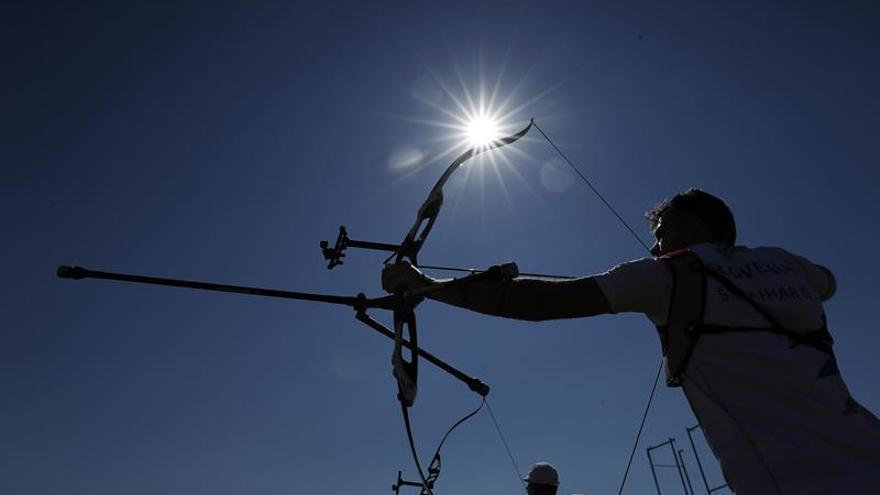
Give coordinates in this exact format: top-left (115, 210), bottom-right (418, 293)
top-left (57, 265), bottom-right (85, 279)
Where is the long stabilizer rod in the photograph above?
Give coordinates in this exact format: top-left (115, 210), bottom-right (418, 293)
top-left (57, 265), bottom-right (360, 306)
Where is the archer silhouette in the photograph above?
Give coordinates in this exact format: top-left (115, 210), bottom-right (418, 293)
top-left (383, 188), bottom-right (880, 494)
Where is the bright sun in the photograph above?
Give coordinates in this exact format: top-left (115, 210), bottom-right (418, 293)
top-left (407, 76), bottom-right (525, 155)
top-left (465, 115), bottom-right (501, 147)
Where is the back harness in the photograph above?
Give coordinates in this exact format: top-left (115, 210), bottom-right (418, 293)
top-left (657, 250), bottom-right (834, 387)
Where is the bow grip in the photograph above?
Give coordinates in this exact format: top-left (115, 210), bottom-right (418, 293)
top-left (487, 262), bottom-right (519, 280)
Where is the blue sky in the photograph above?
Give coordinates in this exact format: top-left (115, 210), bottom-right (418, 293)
top-left (4, 1), bottom-right (879, 494)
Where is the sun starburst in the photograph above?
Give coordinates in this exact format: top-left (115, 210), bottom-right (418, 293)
top-left (464, 114), bottom-right (501, 147)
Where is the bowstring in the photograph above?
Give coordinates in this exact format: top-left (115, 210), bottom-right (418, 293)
top-left (531, 121), bottom-right (652, 255)
top-left (403, 397), bottom-right (518, 495)
top-left (616, 359), bottom-right (664, 495)
top-left (532, 121), bottom-right (660, 495)
top-left (485, 398), bottom-right (528, 492)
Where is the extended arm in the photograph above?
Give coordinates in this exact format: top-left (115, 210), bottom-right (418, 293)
top-left (383, 264), bottom-right (613, 321)
top-left (428, 276), bottom-right (613, 321)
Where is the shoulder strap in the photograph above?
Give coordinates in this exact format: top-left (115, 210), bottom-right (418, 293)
top-left (658, 250), bottom-right (833, 388)
top-left (660, 252), bottom-right (707, 386)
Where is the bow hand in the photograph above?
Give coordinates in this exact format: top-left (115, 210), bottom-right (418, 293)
top-left (382, 261), bottom-right (440, 295)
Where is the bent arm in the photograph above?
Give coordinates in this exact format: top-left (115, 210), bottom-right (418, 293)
top-left (426, 276), bottom-right (613, 321)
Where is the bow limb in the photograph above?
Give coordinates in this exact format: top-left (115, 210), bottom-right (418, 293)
top-left (390, 120), bottom-right (533, 404)
top-left (392, 304), bottom-right (419, 407)
top-left (389, 120), bottom-right (533, 494)
top-left (391, 120), bottom-right (534, 407)
top-left (395, 119), bottom-right (534, 265)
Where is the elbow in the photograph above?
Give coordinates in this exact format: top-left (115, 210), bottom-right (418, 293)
top-left (818, 264), bottom-right (837, 301)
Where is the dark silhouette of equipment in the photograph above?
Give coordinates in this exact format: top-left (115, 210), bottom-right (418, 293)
top-left (646, 425), bottom-right (728, 495)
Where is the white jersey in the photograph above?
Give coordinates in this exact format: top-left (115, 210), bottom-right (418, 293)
top-left (690, 244), bottom-right (828, 331)
top-left (594, 244), bottom-right (880, 494)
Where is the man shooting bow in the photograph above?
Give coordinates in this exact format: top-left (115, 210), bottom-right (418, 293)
top-left (382, 188), bottom-right (880, 494)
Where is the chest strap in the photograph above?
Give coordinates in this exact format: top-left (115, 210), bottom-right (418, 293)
top-left (659, 253), bottom-right (833, 387)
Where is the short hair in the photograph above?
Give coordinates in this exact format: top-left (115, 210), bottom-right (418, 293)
top-left (646, 188), bottom-right (736, 245)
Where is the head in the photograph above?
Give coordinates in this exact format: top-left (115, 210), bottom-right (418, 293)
top-left (524, 462), bottom-right (559, 495)
top-left (646, 188), bottom-right (736, 256)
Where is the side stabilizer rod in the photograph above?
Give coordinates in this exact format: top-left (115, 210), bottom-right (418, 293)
top-left (356, 311), bottom-right (489, 397)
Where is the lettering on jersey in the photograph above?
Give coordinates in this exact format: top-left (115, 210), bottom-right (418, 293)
top-left (694, 245), bottom-right (826, 329)
top-left (715, 285), bottom-right (815, 302)
top-left (706, 261), bottom-right (795, 280)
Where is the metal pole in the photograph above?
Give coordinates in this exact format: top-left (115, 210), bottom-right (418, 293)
top-left (677, 448), bottom-right (696, 495)
top-left (646, 440), bottom-right (670, 495)
top-left (686, 425), bottom-right (712, 494)
top-left (669, 438), bottom-right (690, 495)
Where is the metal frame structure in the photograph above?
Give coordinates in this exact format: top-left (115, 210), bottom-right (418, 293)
top-left (685, 425), bottom-right (728, 494)
top-left (646, 425), bottom-right (728, 495)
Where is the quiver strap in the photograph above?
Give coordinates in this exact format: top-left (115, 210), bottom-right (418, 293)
top-left (658, 253), bottom-right (707, 387)
top-left (657, 251), bottom-right (834, 387)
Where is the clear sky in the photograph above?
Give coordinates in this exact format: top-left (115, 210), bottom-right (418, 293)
top-left (4, 1), bottom-right (880, 494)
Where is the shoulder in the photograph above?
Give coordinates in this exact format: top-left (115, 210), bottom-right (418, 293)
top-left (753, 246), bottom-right (836, 300)
top-left (600, 256), bottom-right (672, 280)
top-left (780, 249), bottom-right (837, 301)
top-left (592, 256), bottom-right (673, 316)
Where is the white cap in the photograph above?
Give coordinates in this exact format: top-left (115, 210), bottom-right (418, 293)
top-left (523, 462), bottom-right (559, 487)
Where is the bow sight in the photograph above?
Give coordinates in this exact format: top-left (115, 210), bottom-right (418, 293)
top-left (320, 226), bottom-right (401, 269)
